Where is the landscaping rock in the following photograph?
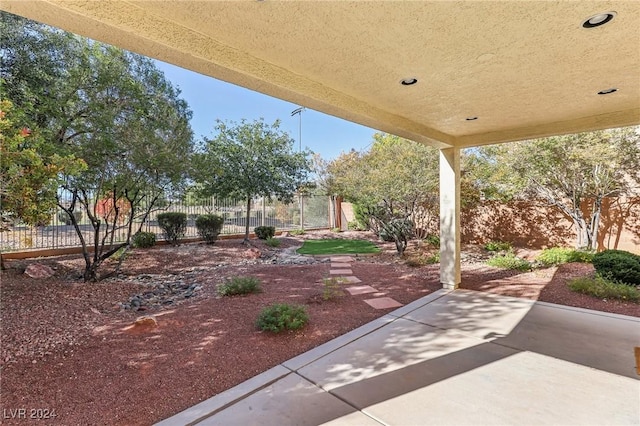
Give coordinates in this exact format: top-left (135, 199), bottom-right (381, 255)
top-left (24, 264), bottom-right (55, 279)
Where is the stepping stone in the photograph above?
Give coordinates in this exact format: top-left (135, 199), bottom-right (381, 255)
top-left (345, 285), bottom-right (378, 295)
top-left (364, 297), bottom-right (403, 310)
top-left (340, 276), bottom-right (362, 284)
top-left (331, 263), bottom-right (352, 269)
top-left (330, 256), bottom-right (355, 263)
top-left (330, 269), bottom-right (353, 275)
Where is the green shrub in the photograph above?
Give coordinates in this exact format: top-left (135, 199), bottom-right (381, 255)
top-left (132, 231), bottom-right (156, 248)
top-left (112, 246), bottom-right (129, 262)
top-left (569, 275), bottom-right (639, 302)
top-left (379, 218), bottom-right (414, 242)
top-left (57, 210), bottom-right (83, 225)
top-left (265, 237), bottom-right (281, 248)
top-left (331, 227), bottom-right (341, 233)
top-left (289, 229), bottom-right (305, 236)
top-left (592, 250), bottom-right (640, 286)
top-left (196, 214), bottom-right (224, 244)
top-left (537, 247), bottom-right (594, 266)
top-left (218, 276), bottom-right (262, 296)
top-left (427, 251), bottom-right (440, 264)
top-left (484, 241), bottom-right (512, 252)
top-left (254, 226), bottom-right (276, 240)
top-left (322, 277), bottom-right (345, 301)
top-left (256, 303), bottom-right (309, 333)
top-left (424, 235), bottom-right (440, 248)
top-left (347, 221), bottom-right (364, 231)
top-left (157, 212), bottom-right (187, 245)
top-left (486, 253), bottom-right (531, 271)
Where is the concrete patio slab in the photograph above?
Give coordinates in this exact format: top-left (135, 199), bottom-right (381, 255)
top-left (330, 262), bottom-right (351, 268)
top-left (329, 269), bottom-right (352, 275)
top-left (345, 285), bottom-right (378, 295)
top-left (158, 290), bottom-right (640, 425)
top-left (197, 373), bottom-right (360, 426)
top-left (364, 297), bottom-right (403, 310)
top-left (329, 256), bottom-right (355, 263)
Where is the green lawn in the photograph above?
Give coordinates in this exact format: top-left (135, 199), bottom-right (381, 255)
top-left (297, 239), bottom-right (380, 255)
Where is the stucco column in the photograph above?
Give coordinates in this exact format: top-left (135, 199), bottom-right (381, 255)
top-left (439, 147), bottom-right (461, 289)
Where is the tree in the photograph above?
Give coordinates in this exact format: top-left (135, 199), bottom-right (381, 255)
top-left (195, 119), bottom-right (311, 243)
top-left (328, 133), bottom-right (440, 254)
top-left (471, 127), bottom-right (640, 250)
top-left (2, 12), bottom-right (194, 280)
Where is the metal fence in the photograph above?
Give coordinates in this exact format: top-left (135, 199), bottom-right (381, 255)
top-left (0, 194), bottom-right (332, 253)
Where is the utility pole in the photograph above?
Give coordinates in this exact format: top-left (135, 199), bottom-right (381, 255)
top-left (290, 106), bottom-right (305, 152)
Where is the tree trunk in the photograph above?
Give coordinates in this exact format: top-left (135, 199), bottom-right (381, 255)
top-left (243, 196), bottom-right (251, 244)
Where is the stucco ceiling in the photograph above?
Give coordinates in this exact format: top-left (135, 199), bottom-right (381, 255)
top-left (2, 1), bottom-right (639, 149)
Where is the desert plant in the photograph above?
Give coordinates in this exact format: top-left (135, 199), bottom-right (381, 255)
top-left (132, 231), bottom-right (156, 248)
top-left (484, 241), bottom-right (512, 252)
top-left (322, 277), bottom-right (345, 301)
top-left (486, 253), bottom-right (531, 271)
top-left (592, 250), bottom-right (640, 286)
top-left (217, 276), bottom-right (262, 296)
top-left (569, 275), bottom-right (639, 302)
top-left (157, 212), bottom-right (187, 245)
top-left (196, 214), bottom-right (224, 244)
top-left (254, 226), bottom-right (276, 240)
top-left (256, 303), bottom-right (309, 333)
top-left (537, 247), bottom-right (594, 266)
top-left (265, 237), bottom-right (281, 248)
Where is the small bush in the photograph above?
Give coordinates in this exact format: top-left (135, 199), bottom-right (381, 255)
top-left (256, 303), bottom-right (309, 333)
top-left (537, 247), bottom-right (594, 266)
top-left (265, 237), bottom-right (281, 248)
top-left (157, 212), bottom-right (187, 245)
top-left (254, 226), bottom-right (276, 240)
top-left (57, 210), bottom-right (83, 225)
top-left (427, 252), bottom-right (440, 264)
top-left (322, 277), bottom-right (345, 301)
top-left (196, 214), bottom-right (224, 244)
top-left (484, 241), bottom-right (512, 252)
top-left (347, 221), bottom-right (363, 231)
top-left (218, 276), bottom-right (262, 296)
top-left (592, 250), bottom-right (640, 286)
top-left (289, 229), bottom-right (305, 236)
top-left (424, 235), bottom-right (440, 248)
top-left (132, 231), bottom-right (156, 248)
top-left (331, 227), bottom-right (341, 233)
top-left (486, 253), bottom-right (531, 271)
top-left (112, 246), bottom-right (129, 262)
top-left (405, 255), bottom-right (427, 267)
top-left (569, 275), bottom-right (639, 302)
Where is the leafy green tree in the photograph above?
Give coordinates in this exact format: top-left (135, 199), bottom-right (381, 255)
top-left (2, 12), bottom-right (194, 280)
top-left (328, 134), bottom-right (440, 254)
top-left (195, 119), bottom-right (311, 243)
top-left (470, 127), bottom-right (640, 250)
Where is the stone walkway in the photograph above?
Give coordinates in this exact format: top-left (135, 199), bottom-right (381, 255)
top-left (329, 256), bottom-right (404, 310)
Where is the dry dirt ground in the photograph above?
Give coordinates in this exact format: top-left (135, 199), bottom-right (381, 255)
top-left (1, 231), bottom-right (637, 425)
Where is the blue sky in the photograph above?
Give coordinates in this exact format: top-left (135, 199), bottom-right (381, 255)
top-left (154, 60), bottom-right (377, 160)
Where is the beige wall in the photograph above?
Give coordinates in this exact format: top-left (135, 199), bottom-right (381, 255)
top-left (462, 197), bottom-right (640, 253)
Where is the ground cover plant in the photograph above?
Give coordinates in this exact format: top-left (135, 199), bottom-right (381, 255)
top-left (217, 276), bottom-right (262, 296)
top-left (297, 238), bottom-right (380, 255)
top-left (569, 275), bottom-right (640, 302)
top-left (256, 303), bottom-right (309, 332)
top-left (486, 253), bottom-right (531, 271)
top-left (484, 241), bottom-right (513, 252)
top-left (536, 247), bottom-right (593, 266)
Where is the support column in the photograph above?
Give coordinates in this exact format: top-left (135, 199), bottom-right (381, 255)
top-left (439, 147), bottom-right (461, 289)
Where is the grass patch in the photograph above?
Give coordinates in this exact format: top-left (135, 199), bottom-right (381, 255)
top-left (486, 253), bottom-right (531, 271)
top-left (217, 276), bottom-right (262, 296)
top-left (537, 247), bottom-right (594, 266)
top-left (265, 237), bottom-right (281, 248)
top-left (297, 239), bottom-right (380, 255)
top-left (569, 275), bottom-right (639, 302)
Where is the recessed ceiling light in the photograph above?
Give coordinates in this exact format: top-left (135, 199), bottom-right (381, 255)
top-left (465, 116), bottom-right (478, 121)
top-left (400, 78), bottom-right (418, 86)
top-left (597, 88), bottom-right (618, 95)
top-left (582, 12), bottom-right (616, 28)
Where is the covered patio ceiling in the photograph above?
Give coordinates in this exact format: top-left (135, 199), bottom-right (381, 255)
top-left (2, 1), bottom-right (639, 149)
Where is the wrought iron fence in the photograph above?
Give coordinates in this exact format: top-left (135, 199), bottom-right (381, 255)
top-left (0, 194), bottom-right (332, 253)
